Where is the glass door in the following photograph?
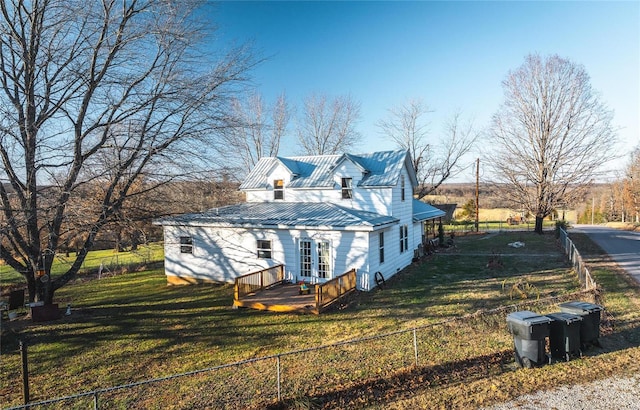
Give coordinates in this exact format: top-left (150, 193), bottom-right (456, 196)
top-left (299, 239), bottom-right (312, 278)
top-left (317, 241), bottom-right (331, 279)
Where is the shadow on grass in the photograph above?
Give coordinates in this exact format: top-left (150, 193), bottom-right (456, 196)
top-left (267, 350), bottom-right (514, 410)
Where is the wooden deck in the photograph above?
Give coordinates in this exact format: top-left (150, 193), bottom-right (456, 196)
top-left (233, 283), bottom-right (318, 314)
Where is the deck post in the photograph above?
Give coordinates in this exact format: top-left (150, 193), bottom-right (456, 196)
top-left (315, 285), bottom-right (322, 313)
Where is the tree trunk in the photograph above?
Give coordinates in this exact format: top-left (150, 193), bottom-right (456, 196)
top-left (534, 216), bottom-right (544, 234)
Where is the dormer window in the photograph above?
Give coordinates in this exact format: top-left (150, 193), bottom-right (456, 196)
top-left (341, 178), bottom-right (353, 199)
top-left (401, 176), bottom-right (406, 201)
top-left (274, 179), bottom-right (284, 200)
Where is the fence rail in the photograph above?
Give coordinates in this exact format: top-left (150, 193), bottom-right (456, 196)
top-left (4, 287), bottom-right (599, 410)
top-left (5, 234), bottom-right (600, 410)
top-left (558, 227), bottom-right (597, 290)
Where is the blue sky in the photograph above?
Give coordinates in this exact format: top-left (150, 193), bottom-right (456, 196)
top-left (206, 1), bottom-right (639, 182)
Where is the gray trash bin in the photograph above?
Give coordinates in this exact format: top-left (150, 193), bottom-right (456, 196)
top-left (506, 310), bottom-right (551, 368)
top-left (559, 301), bottom-right (603, 348)
top-left (546, 312), bottom-right (583, 362)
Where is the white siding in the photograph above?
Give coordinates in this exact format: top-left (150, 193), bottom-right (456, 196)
top-left (163, 225), bottom-right (371, 288)
top-left (388, 169), bottom-right (415, 273)
top-left (163, 152), bottom-right (430, 291)
top-left (245, 159), bottom-right (394, 216)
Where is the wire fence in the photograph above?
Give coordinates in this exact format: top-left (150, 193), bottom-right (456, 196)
top-left (558, 227), bottom-right (597, 290)
top-left (5, 287), bottom-right (599, 410)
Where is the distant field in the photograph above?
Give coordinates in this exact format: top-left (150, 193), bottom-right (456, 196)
top-left (452, 207), bottom-right (578, 224)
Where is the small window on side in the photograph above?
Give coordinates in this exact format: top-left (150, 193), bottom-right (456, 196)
top-left (257, 240), bottom-right (272, 259)
top-left (180, 236), bottom-right (193, 254)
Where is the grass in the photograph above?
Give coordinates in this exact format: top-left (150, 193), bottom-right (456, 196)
top-left (0, 231), bottom-right (634, 409)
top-left (374, 232), bottom-right (640, 409)
top-left (0, 243), bottom-right (165, 286)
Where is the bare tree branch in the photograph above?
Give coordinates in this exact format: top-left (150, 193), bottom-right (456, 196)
top-left (377, 99), bottom-right (478, 199)
top-left (296, 93), bottom-right (361, 155)
top-left (486, 54), bottom-right (618, 233)
top-left (0, 0), bottom-right (255, 302)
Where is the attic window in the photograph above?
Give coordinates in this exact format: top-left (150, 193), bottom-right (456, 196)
top-left (274, 179), bottom-right (284, 200)
top-left (401, 176), bottom-right (406, 201)
top-left (341, 178), bottom-right (353, 199)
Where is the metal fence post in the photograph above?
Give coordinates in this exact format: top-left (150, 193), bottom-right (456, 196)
top-left (276, 355), bottom-right (281, 401)
top-left (413, 328), bottom-right (418, 367)
top-left (93, 392), bottom-right (99, 410)
top-left (20, 340), bottom-right (29, 406)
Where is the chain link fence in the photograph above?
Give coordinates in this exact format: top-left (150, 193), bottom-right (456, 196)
top-left (558, 227), bottom-right (597, 290)
top-left (5, 287), bottom-right (598, 410)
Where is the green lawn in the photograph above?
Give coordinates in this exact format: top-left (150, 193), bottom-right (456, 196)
top-left (1, 231), bottom-right (634, 409)
top-left (0, 243), bottom-right (164, 285)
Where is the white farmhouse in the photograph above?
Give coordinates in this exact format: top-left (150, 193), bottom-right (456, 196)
top-left (156, 150), bottom-right (445, 291)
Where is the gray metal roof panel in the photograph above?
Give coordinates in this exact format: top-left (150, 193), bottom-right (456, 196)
top-left (239, 150), bottom-right (413, 191)
top-left (239, 157), bottom-right (276, 190)
top-left (412, 199), bottom-right (446, 222)
top-left (158, 202), bottom-right (398, 230)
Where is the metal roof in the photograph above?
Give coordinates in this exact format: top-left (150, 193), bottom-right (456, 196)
top-left (239, 150), bottom-right (416, 191)
top-left (412, 199), bottom-right (446, 222)
top-left (157, 202), bottom-right (399, 231)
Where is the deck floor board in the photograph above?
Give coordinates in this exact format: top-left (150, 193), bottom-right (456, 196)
top-left (234, 283), bottom-right (317, 313)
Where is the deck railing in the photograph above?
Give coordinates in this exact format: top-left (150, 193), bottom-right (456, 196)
top-left (234, 264), bottom-right (285, 301)
top-left (315, 268), bottom-right (357, 312)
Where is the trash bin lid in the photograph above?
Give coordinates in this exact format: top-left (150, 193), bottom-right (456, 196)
top-left (507, 310), bottom-right (552, 326)
top-left (546, 312), bottom-right (583, 324)
top-left (559, 301), bottom-right (603, 314)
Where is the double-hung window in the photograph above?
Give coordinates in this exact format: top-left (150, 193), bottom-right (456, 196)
top-left (341, 178), bottom-right (353, 199)
top-left (379, 232), bottom-right (385, 264)
top-left (274, 179), bottom-right (284, 200)
top-left (257, 240), bottom-right (272, 259)
top-left (180, 236), bottom-right (193, 254)
top-left (399, 225), bottom-right (408, 253)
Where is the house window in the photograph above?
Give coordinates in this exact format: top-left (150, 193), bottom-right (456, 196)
top-left (300, 239), bottom-right (312, 277)
top-left (274, 179), bottom-right (284, 200)
top-left (341, 178), bottom-right (352, 199)
top-left (317, 241), bottom-right (331, 279)
top-left (379, 232), bottom-right (385, 264)
top-left (399, 225), bottom-right (408, 253)
top-left (179, 236), bottom-right (193, 254)
top-left (257, 240), bottom-right (272, 259)
top-left (401, 176), bottom-right (406, 201)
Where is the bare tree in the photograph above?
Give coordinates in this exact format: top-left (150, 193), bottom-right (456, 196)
top-left (0, 0), bottom-right (255, 303)
top-left (377, 99), bottom-right (478, 199)
top-left (221, 92), bottom-right (291, 174)
top-left (486, 54), bottom-right (617, 233)
top-left (623, 147), bottom-right (640, 223)
top-left (296, 93), bottom-right (361, 155)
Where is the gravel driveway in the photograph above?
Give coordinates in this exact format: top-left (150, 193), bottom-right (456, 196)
top-left (482, 375), bottom-right (640, 409)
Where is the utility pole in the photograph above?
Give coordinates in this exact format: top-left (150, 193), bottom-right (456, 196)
top-left (475, 158), bottom-right (480, 232)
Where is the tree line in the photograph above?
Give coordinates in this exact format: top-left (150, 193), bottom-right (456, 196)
top-left (0, 0), bottom-right (621, 304)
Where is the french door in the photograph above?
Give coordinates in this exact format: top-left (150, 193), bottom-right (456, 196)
top-left (299, 239), bottom-right (332, 280)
